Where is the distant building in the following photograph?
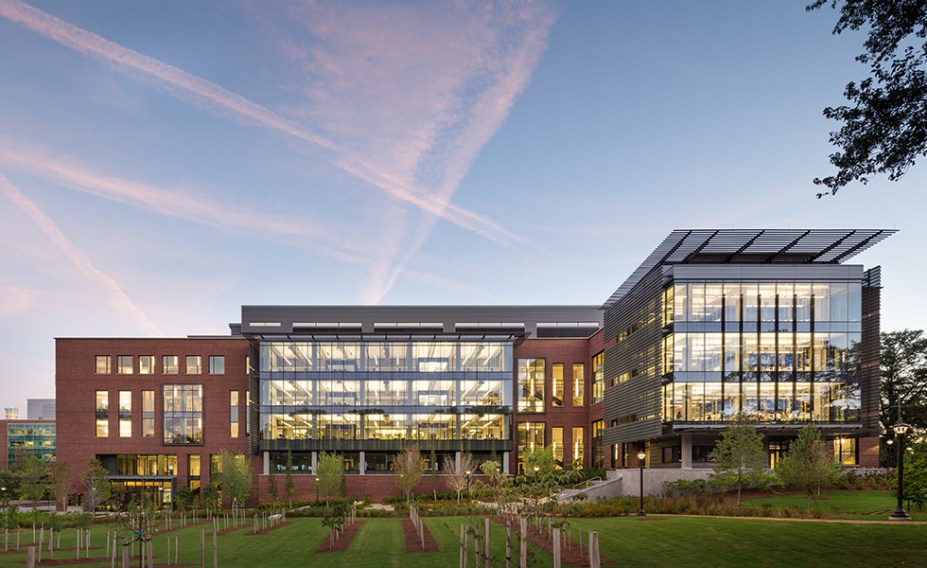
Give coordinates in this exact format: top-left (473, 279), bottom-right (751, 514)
top-left (4, 408), bottom-right (19, 420)
top-left (27, 399), bottom-right (56, 421)
top-left (53, 228), bottom-right (895, 508)
top-left (1, 420), bottom-right (56, 469)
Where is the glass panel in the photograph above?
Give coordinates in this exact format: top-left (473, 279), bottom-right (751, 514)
top-left (572, 427), bottom-right (584, 467)
top-left (95, 391), bottom-right (109, 437)
top-left (209, 356), bottom-right (225, 375)
top-left (552, 364), bottom-right (564, 407)
top-left (117, 356), bottom-right (133, 375)
top-left (95, 355), bottom-right (111, 374)
top-left (186, 356), bottom-right (202, 374)
top-left (517, 358), bottom-right (545, 412)
top-left (572, 363), bottom-right (585, 406)
top-left (551, 427), bottom-right (564, 466)
top-left (119, 391), bottom-right (132, 438)
top-left (163, 356), bottom-right (179, 374)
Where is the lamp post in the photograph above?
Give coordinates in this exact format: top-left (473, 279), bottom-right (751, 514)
top-left (314, 477), bottom-right (320, 503)
top-left (889, 418), bottom-right (912, 521)
top-left (465, 470), bottom-right (472, 499)
top-left (637, 449), bottom-right (646, 516)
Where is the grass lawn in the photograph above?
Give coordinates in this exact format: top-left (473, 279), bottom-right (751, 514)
top-left (0, 513), bottom-right (924, 567)
top-left (740, 489), bottom-right (916, 520)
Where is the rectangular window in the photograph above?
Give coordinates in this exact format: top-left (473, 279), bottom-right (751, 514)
top-left (517, 421), bottom-right (545, 472)
top-left (118, 391), bottom-right (132, 437)
top-left (163, 356), bottom-right (179, 375)
top-left (552, 427), bottom-right (564, 466)
top-left (95, 355), bottom-right (111, 374)
top-left (592, 352), bottom-right (604, 403)
top-left (209, 355), bottom-right (225, 375)
top-left (189, 454), bottom-right (201, 477)
top-left (142, 390), bottom-right (155, 438)
top-left (163, 384), bottom-right (204, 444)
top-left (95, 391), bottom-right (109, 437)
top-left (139, 356), bottom-right (155, 375)
top-left (662, 446), bottom-right (682, 464)
top-left (591, 420), bottom-right (605, 469)
top-left (572, 426), bottom-right (584, 467)
top-left (117, 355), bottom-right (133, 375)
top-left (230, 391), bottom-right (239, 438)
top-left (573, 363), bottom-right (586, 406)
top-left (186, 356), bottom-right (202, 374)
top-left (517, 358), bottom-right (545, 412)
top-left (835, 437), bottom-right (858, 465)
top-left (552, 364), bottom-right (564, 407)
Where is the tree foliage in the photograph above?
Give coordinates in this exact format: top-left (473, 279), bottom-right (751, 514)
top-left (47, 461), bottom-right (71, 511)
top-left (809, 1), bottom-right (927, 194)
top-left (893, 439), bottom-right (927, 510)
top-left (15, 454), bottom-right (49, 505)
top-left (267, 467), bottom-right (280, 507)
top-left (214, 450), bottom-right (253, 506)
top-left (393, 445), bottom-right (424, 503)
top-left (710, 414), bottom-right (769, 504)
top-left (81, 459), bottom-right (110, 513)
top-left (173, 485), bottom-right (193, 512)
top-left (316, 452), bottom-right (344, 503)
top-left (442, 453), bottom-right (474, 503)
top-left (284, 450), bottom-right (295, 506)
top-left (776, 425), bottom-right (843, 511)
top-left (881, 329), bottom-right (927, 432)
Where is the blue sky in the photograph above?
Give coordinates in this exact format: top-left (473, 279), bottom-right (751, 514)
top-left (0, 0), bottom-right (924, 413)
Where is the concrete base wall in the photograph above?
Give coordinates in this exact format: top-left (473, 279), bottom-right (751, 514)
top-left (614, 468), bottom-right (712, 497)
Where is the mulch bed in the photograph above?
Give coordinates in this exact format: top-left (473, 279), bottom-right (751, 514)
top-left (315, 521), bottom-right (362, 553)
top-left (496, 517), bottom-right (615, 567)
top-left (401, 518), bottom-right (439, 553)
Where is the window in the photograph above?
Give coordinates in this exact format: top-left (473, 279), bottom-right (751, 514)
top-left (186, 356), bottom-right (202, 374)
top-left (189, 454), bottom-right (201, 477)
top-left (572, 427), bottom-right (584, 467)
top-left (142, 390), bottom-right (155, 438)
top-left (163, 384), bottom-right (203, 444)
top-left (592, 352), bottom-right (605, 403)
top-left (95, 391), bottom-right (109, 437)
top-left (117, 356), bottom-right (133, 375)
top-left (835, 437), bottom-right (858, 465)
top-left (662, 446), bottom-right (682, 464)
top-left (209, 355), bottom-right (225, 375)
top-left (230, 391), bottom-right (239, 438)
top-left (118, 391), bottom-right (132, 437)
top-left (517, 421), bottom-right (545, 472)
top-left (163, 355), bottom-right (179, 374)
top-left (95, 356), bottom-right (111, 374)
top-left (517, 358), bottom-right (545, 412)
top-left (591, 420), bottom-right (605, 469)
top-left (552, 427), bottom-right (564, 466)
top-left (551, 364), bottom-right (564, 407)
top-left (139, 356), bottom-right (155, 375)
top-left (573, 363), bottom-right (585, 406)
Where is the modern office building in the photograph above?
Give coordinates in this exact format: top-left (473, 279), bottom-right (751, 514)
top-left (27, 399), bottom-right (56, 421)
top-left (1, 420), bottom-right (56, 469)
top-left (54, 228), bottom-right (894, 507)
top-left (601, 229), bottom-right (894, 470)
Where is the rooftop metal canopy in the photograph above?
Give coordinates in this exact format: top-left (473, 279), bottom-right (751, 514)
top-left (601, 228), bottom-right (897, 309)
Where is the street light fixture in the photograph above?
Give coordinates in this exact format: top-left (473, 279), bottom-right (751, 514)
top-left (314, 476), bottom-right (320, 503)
top-left (890, 417), bottom-right (912, 521)
top-left (637, 449), bottom-right (646, 516)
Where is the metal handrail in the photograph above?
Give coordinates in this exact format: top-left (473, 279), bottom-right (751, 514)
top-left (572, 476), bottom-right (602, 491)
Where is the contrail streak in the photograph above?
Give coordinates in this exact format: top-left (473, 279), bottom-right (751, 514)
top-left (0, 172), bottom-right (163, 335)
top-left (0, 0), bottom-right (519, 243)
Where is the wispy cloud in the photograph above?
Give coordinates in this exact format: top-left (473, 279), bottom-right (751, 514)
top-left (284, 2), bottom-right (559, 302)
top-left (0, 283), bottom-right (36, 315)
top-left (0, 171), bottom-right (162, 335)
top-left (0, 0), bottom-right (517, 244)
top-left (0, 143), bottom-right (369, 265)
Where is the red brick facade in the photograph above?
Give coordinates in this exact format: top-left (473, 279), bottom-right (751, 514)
top-left (55, 338), bottom-right (251, 499)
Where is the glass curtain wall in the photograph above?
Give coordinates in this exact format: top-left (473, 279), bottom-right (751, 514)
top-left (662, 280), bottom-right (861, 424)
top-left (259, 340), bottom-right (513, 444)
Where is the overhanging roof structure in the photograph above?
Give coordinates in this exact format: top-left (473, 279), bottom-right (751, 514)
top-left (602, 228), bottom-right (897, 309)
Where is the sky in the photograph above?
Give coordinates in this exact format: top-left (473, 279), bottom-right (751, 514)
top-left (1, 0), bottom-right (925, 414)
